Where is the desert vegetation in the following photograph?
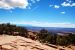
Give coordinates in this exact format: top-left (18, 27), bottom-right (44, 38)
top-left (0, 23), bottom-right (28, 36)
top-left (38, 29), bottom-right (75, 46)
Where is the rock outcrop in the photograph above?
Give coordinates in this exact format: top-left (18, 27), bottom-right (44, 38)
top-left (0, 35), bottom-right (72, 50)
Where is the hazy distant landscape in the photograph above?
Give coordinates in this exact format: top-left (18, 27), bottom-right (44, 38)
top-left (25, 26), bottom-right (75, 33)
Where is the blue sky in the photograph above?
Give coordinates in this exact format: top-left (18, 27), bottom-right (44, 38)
top-left (0, 0), bottom-right (75, 28)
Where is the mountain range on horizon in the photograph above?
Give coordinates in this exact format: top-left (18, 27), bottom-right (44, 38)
top-left (16, 24), bottom-right (75, 28)
top-left (16, 24), bottom-right (75, 33)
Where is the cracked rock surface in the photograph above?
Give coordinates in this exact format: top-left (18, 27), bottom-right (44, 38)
top-left (0, 35), bottom-right (72, 50)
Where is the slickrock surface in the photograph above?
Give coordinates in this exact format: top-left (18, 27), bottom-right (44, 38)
top-left (0, 35), bottom-right (73, 50)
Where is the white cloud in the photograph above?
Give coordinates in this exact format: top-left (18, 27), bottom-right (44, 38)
top-left (54, 5), bottom-right (60, 8)
top-left (49, 5), bottom-right (53, 7)
top-left (0, 0), bottom-right (29, 9)
top-left (0, 0), bottom-right (41, 10)
top-left (61, 2), bottom-right (71, 6)
top-left (72, 3), bottom-right (75, 6)
top-left (49, 5), bottom-right (60, 8)
top-left (61, 2), bottom-right (75, 7)
top-left (49, 0), bottom-right (75, 9)
top-left (61, 11), bottom-right (66, 14)
top-left (9, 21), bottom-right (75, 28)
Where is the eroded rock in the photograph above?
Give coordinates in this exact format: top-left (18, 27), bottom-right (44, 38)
top-left (0, 35), bottom-right (73, 50)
